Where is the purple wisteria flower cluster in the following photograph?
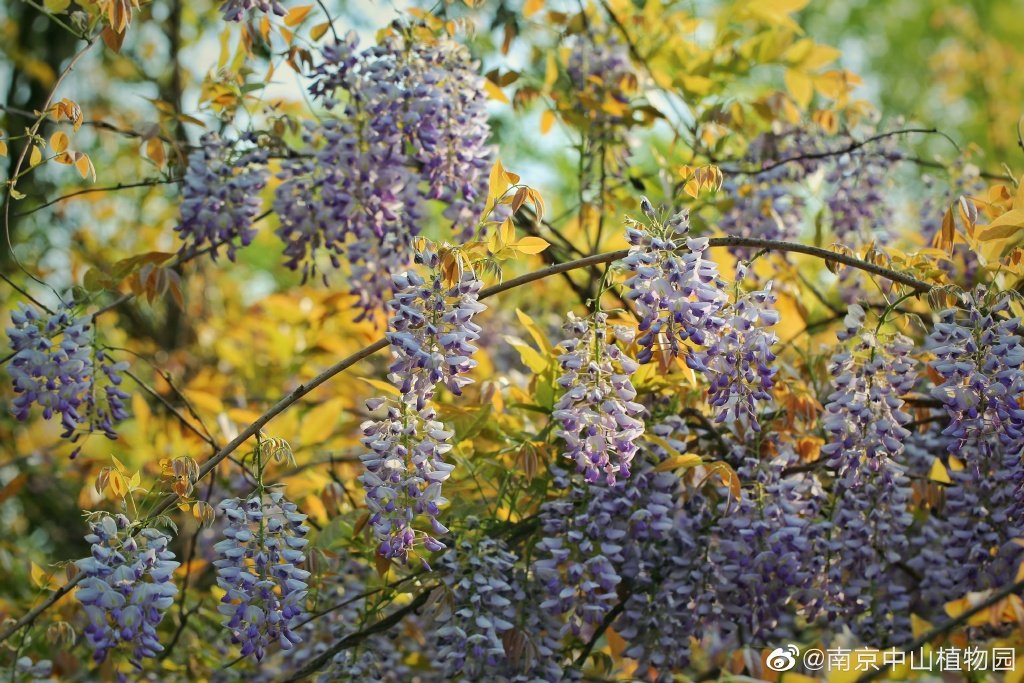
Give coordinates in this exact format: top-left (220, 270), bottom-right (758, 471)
top-left (7, 302), bottom-right (130, 449)
top-left (386, 250), bottom-right (486, 409)
top-left (213, 491), bottom-right (310, 661)
top-left (910, 289), bottom-right (1024, 598)
top-left (690, 270), bottom-right (779, 431)
top-left (433, 537), bottom-right (522, 680)
top-left (820, 304), bottom-right (917, 483)
top-left (623, 206), bottom-right (728, 365)
top-left (708, 446), bottom-right (828, 647)
top-left (566, 35), bottom-right (634, 130)
top-left (719, 128), bottom-right (901, 250)
top-left (819, 304), bottom-right (917, 645)
top-left (552, 312), bottom-right (645, 484)
top-left (219, 0), bottom-right (285, 22)
top-left (176, 133), bottom-right (269, 262)
top-left (74, 514), bottom-right (179, 666)
top-left (274, 32), bottom-right (491, 317)
top-left (359, 248), bottom-right (485, 562)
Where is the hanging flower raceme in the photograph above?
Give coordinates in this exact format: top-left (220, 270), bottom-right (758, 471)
top-left (74, 514), bottom-right (179, 665)
top-left (433, 537), bottom-right (522, 679)
top-left (359, 400), bottom-right (454, 563)
top-left (820, 305), bottom-right (917, 646)
top-left (213, 491), bottom-right (311, 661)
top-left (386, 249), bottom-right (486, 409)
top-left (274, 32), bottom-right (492, 318)
top-left (926, 287), bottom-right (1024, 452)
top-left (552, 312), bottom-right (645, 484)
top-left (176, 133), bottom-right (268, 261)
top-left (219, 0), bottom-right (285, 22)
top-left (690, 270), bottom-right (779, 431)
top-left (565, 35), bottom-right (635, 130)
top-left (359, 248), bottom-right (485, 562)
top-left (820, 304), bottom-right (917, 483)
top-left (7, 302), bottom-right (130, 448)
top-left (622, 204), bottom-right (728, 365)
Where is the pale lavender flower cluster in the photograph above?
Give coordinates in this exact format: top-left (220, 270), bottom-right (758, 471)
top-left (690, 274), bottom-right (779, 431)
top-left (359, 400), bottom-right (454, 562)
top-left (359, 250), bottom-right (485, 562)
top-left (386, 250), bottom-right (486, 409)
top-left (534, 420), bottom-right (682, 645)
top-left (434, 538), bottom-right (522, 679)
top-left (819, 306), bottom-right (917, 645)
top-left (926, 288), bottom-right (1024, 451)
top-left (7, 302), bottom-right (130, 448)
top-left (276, 33), bottom-right (491, 317)
top-left (912, 290), bottom-right (1024, 597)
top-left (219, 0), bottom-right (285, 22)
top-left (177, 133), bottom-right (268, 262)
top-left (622, 207), bottom-right (728, 365)
top-left (75, 514), bottom-right (179, 665)
top-left (214, 492), bottom-right (310, 661)
top-left (552, 312), bottom-right (645, 484)
top-left (822, 135), bottom-right (901, 244)
top-left (825, 457), bottom-right (915, 646)
top-left (708, 449), bottom-right (827, 646)
top-left (315, 560), bottom-right (415, 682)
top-left (566, 35), bottom-right (633, 129)
top-left (12, 656), bottom-right (53, 681)
top-left (820, 304), bottom-right (916, 484)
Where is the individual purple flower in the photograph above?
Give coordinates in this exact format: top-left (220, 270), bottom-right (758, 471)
top-left (6, 302), bottom-right (130, 448)
top-left (214, 491), bottom-right (310, 661)
top-left (74, 514), bottom-right (179, 666)
top-left (219, 0), bottom-right (285, 22)
top-left (177, 133), bottom-right (268, 261)
top-left (552, 312), bottom-right (645, 484)
top-left (622, 207), bottom-right (728, 365)
top-left (358, 399), bottom-right (455, 563)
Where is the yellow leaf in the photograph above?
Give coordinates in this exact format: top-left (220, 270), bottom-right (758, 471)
top-left (503, 336), bottom-right (548, 373)
top-left (109, 470), bottom-right (128, 499)
top-left (145, 137), bottom-right (165, 167)
top-left (310, 22), bottom-right (331, 41)
top-left (284, 4), bottom-right (313, 26)
top-left (29, 145), bottom-right (43, 167)
top-left (515, 308), bottom-right (553, 353)
top-left (50, 131), bottom-right (68, 153)
top-left (300, 397), bottom-right (346, 444)
top-left (484, 79), bottom-right (509, 104)
top-left (784, 68), bottom-right (812, 109)
top-left (654, 452), bottom-right (703, 472)
top-left (30, 562), bottom-right (50, 588)
top-left (74, 153), bottom-right (95, 181)
top-left (979, 209), bottom-right (1024, 241)
top-left (928, 458), bottom-right (951, 484)
top-left (679, 74), bottom-right (714, 96)
top-left (803, 43), bottom-right (842, 70)
top-left (543, 52), bottom-right (558, 89)
top-left (683, 180), bottom-right (699, 198)
top-left (184, 389), bottom-right (224, 415)
top-left (540, 109), bottom-right (555, 135)
top-left (0, 139), bottom-right (6, 157)
top-left (523, 0), bottom-right (544, 18)
top-left (512, 236), bottom-right (549, 254)
top-left (487, 159), bottom-right (511, 210)
top-left (44, 0), bottom-right (71, 11)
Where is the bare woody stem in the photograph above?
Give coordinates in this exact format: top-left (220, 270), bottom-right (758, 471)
top-left (0, 235), bottom-right (932, 645)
